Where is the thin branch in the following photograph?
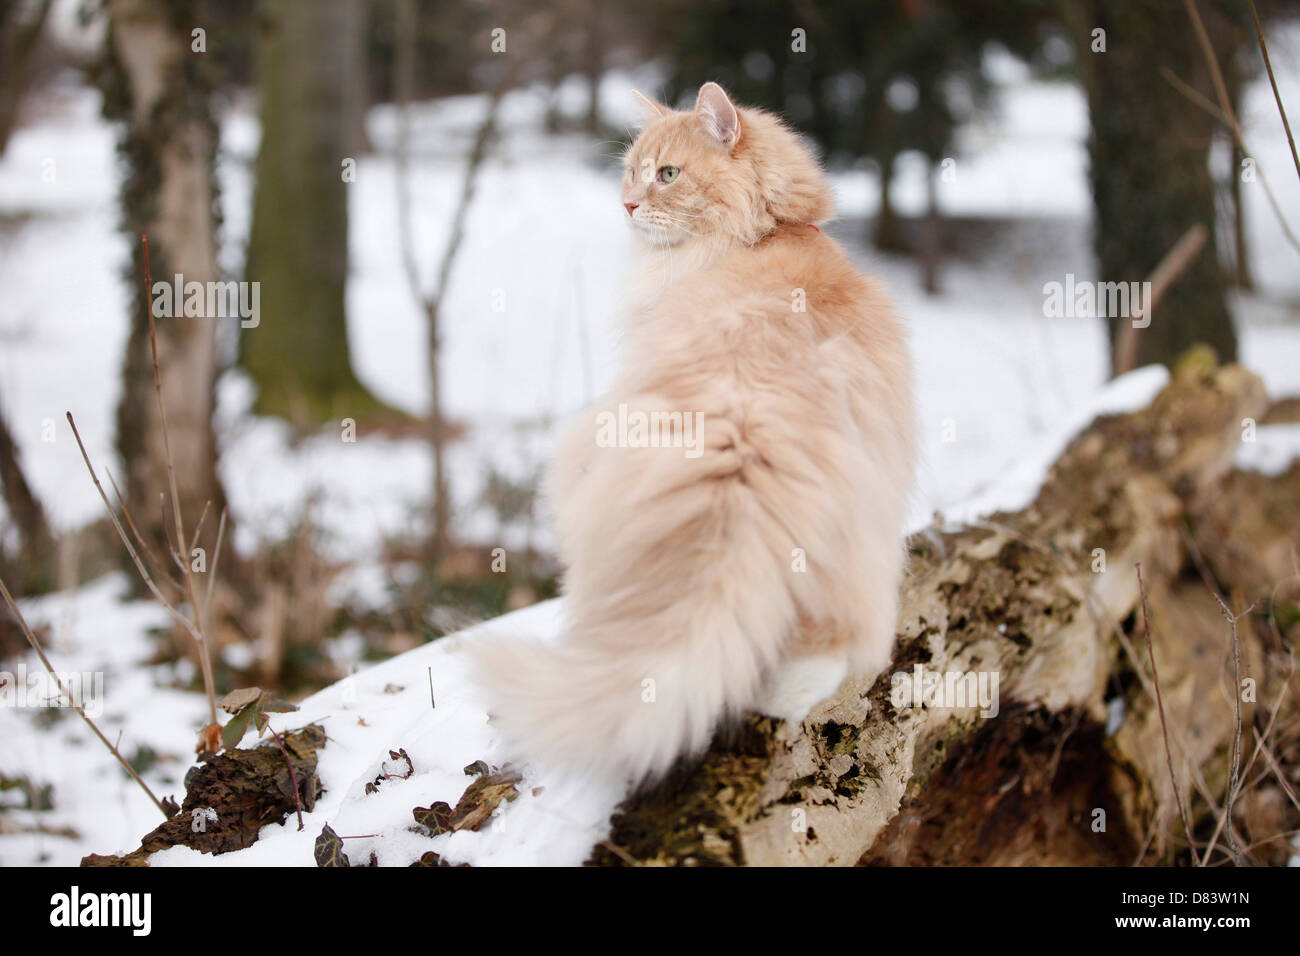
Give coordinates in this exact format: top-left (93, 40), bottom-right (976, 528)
top-left (0, 574), bottom-right (168, 818)
top-left (66, 412), bottom-right (205, 647)
top-left (1211, 591), bottom-right (1253, 866)
top-left (188, 499), bottom-right (212, 555)
top-left (1255, 729), bottom-right (1300, 814)
top-left (1136, 563), bottom-right (1198, 863)
top-left (1160, 65), bottom-right (1230, 126)
top-left (201, 507), bottom-right (227, 639)
top-left (141, 235), bottom-right (190, 589)
top-left (265, 724), bottom-right (305, 831)
top-left (1178, 0), bottom-right (1300, 258)
top-left (1247, 0), bottom-right (1300, 184)
top-left (1113, 223), bottom-right (1208, 376)
top-left (141, 235), bottom-right (217, 727)
top-left (105, 467), bottom-right (183, 592)
top-left (1205, 650), bottom-right (1291, 862)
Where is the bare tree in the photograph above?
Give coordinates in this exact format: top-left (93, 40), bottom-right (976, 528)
top-left (392, 0), bottom-right (554, 561)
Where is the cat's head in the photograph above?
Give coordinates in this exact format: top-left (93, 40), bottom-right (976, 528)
top-left (621, 82), bottom-right (834, 247)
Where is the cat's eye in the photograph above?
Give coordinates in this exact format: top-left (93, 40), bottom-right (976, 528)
top-left (657, 166), bottom-right (681, 184)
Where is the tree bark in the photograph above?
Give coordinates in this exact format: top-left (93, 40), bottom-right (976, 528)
top-left (872, 151), bottom-right (907, 252)
top-left (1070, 0), bottom-right (1238, 372)
top-left (591, 364), bottom-right (1298, 866)
top-left (242, 0), bottom-right (388, 427)
top-left (103, 0), bottom-right (227, 562)
top-left (0, 0), bottom-right (53, 156)
top-left (0, 397), bottom-right (52, 593)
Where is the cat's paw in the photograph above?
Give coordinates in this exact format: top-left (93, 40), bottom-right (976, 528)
top-left (754, 654), bottom-right (849, 724)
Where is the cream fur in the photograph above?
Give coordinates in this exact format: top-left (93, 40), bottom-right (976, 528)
top-left (472, 83), bottom-right (916, 786)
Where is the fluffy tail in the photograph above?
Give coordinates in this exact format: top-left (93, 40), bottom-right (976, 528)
top-left (471, 419), bottom-right (802, 784)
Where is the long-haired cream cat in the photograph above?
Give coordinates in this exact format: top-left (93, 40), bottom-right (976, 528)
top-left (473, 82), bottom-right (915, 785)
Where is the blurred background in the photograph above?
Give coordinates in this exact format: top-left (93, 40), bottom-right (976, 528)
top-left (1, 0), bottom-right (1299, 862)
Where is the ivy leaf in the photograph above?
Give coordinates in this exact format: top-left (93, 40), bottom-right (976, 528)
top-left (314, 823), bottom-right (350, 868)
top-left (412, 801), bottom-right (453, 835)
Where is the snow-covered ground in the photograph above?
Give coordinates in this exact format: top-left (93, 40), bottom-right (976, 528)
top-left (1, 36), bottom-right (1299, 864)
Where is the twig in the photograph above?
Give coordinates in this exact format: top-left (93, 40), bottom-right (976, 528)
top-left (105, 467), bottom-right (183, 592)
top-left (1205, 651), bottom-right (1291, 862)
top-left (1210, 591), bottom-right (1253, 866)
top-left (598, 839), bottom-right (640, 866)
top-left (265, 724), bottom-right (305, 831)
top-left (201, 507), bottom-right (227, 639)
top-left (0, 575), bottom-right (168, 818)
top-left (66, 412), bottom-right (205, 648)
top-left (1255, 729), bottom-right (1300, 814)
top-left (1113, 224), bottom-right (1208, 376)
top-left (141, 235), bottom-right (218, 727)
top-left (1160, 66), bottom-right (1230, 126)
top-left (189, 499), bottom-right (212, 555)
top-left (1177, 0), bottom-right (1300, 258)
top-left (1247, 0), bottom-right (1300, 184)
top-left (1136, 563), bottom-right (1198, 863)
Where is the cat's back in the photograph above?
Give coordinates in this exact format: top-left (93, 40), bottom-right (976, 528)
top-left (708, 225), bottom-right (901, 348)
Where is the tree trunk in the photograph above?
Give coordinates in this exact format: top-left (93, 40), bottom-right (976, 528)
top-left (0, 0), bottom-right (53, 156)
top-left (103, 0), bottom-right (227, 560)
top-left (1070, 0), bottom-right (1238, 372)
top-left (582, 0), bottom-right (605, 135)
top-left (0, 397), bottom-right (53, 593)
top-left (919, 159), bottom-right (941, 294)
top-left (242, 0), bottom-right (388, 427)
top-left (1224, 43), bottom-right (1252, 291)
top-left (591, 364), bottom-right (1298, 866)
top-left (872, 151), bottom-right (907, 253)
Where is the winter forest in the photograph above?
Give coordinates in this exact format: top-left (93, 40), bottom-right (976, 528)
top-left (1, 0), bottom-right (1300, 893)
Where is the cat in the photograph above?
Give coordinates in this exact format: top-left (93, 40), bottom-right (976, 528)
top-left (472, 82), bottom-right (916, 786)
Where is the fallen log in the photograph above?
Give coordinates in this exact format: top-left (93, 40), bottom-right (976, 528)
top-left (591, 364), bottom-right (1299, 866)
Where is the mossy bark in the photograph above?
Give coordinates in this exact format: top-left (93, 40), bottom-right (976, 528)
top-left (241, 0), bottom-right (391, 427)
top-left (591, 365), bottom-right (1298, 866)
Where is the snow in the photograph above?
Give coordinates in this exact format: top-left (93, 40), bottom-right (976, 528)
top-left (1237, 423), bottom-right (1300, 477)
top-left (148, 600), bottom-right (623, 867)
top-left (2, 41), bottom-right (1299, 865)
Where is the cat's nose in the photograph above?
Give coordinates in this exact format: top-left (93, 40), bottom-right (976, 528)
top-left (624, 202), bottom-right (639, 217)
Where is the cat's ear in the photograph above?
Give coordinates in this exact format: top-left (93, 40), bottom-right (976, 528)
top-left (695, 82), bottom-right (740, 150)
top-left (631, 90), bottom-right (669, 125)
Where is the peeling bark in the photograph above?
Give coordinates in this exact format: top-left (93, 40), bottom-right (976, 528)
top-left (592, 365), bottom-right (1298, 866)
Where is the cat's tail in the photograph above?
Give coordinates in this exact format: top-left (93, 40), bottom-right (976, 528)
top-left (470, 422), bottom-right (803, 785)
